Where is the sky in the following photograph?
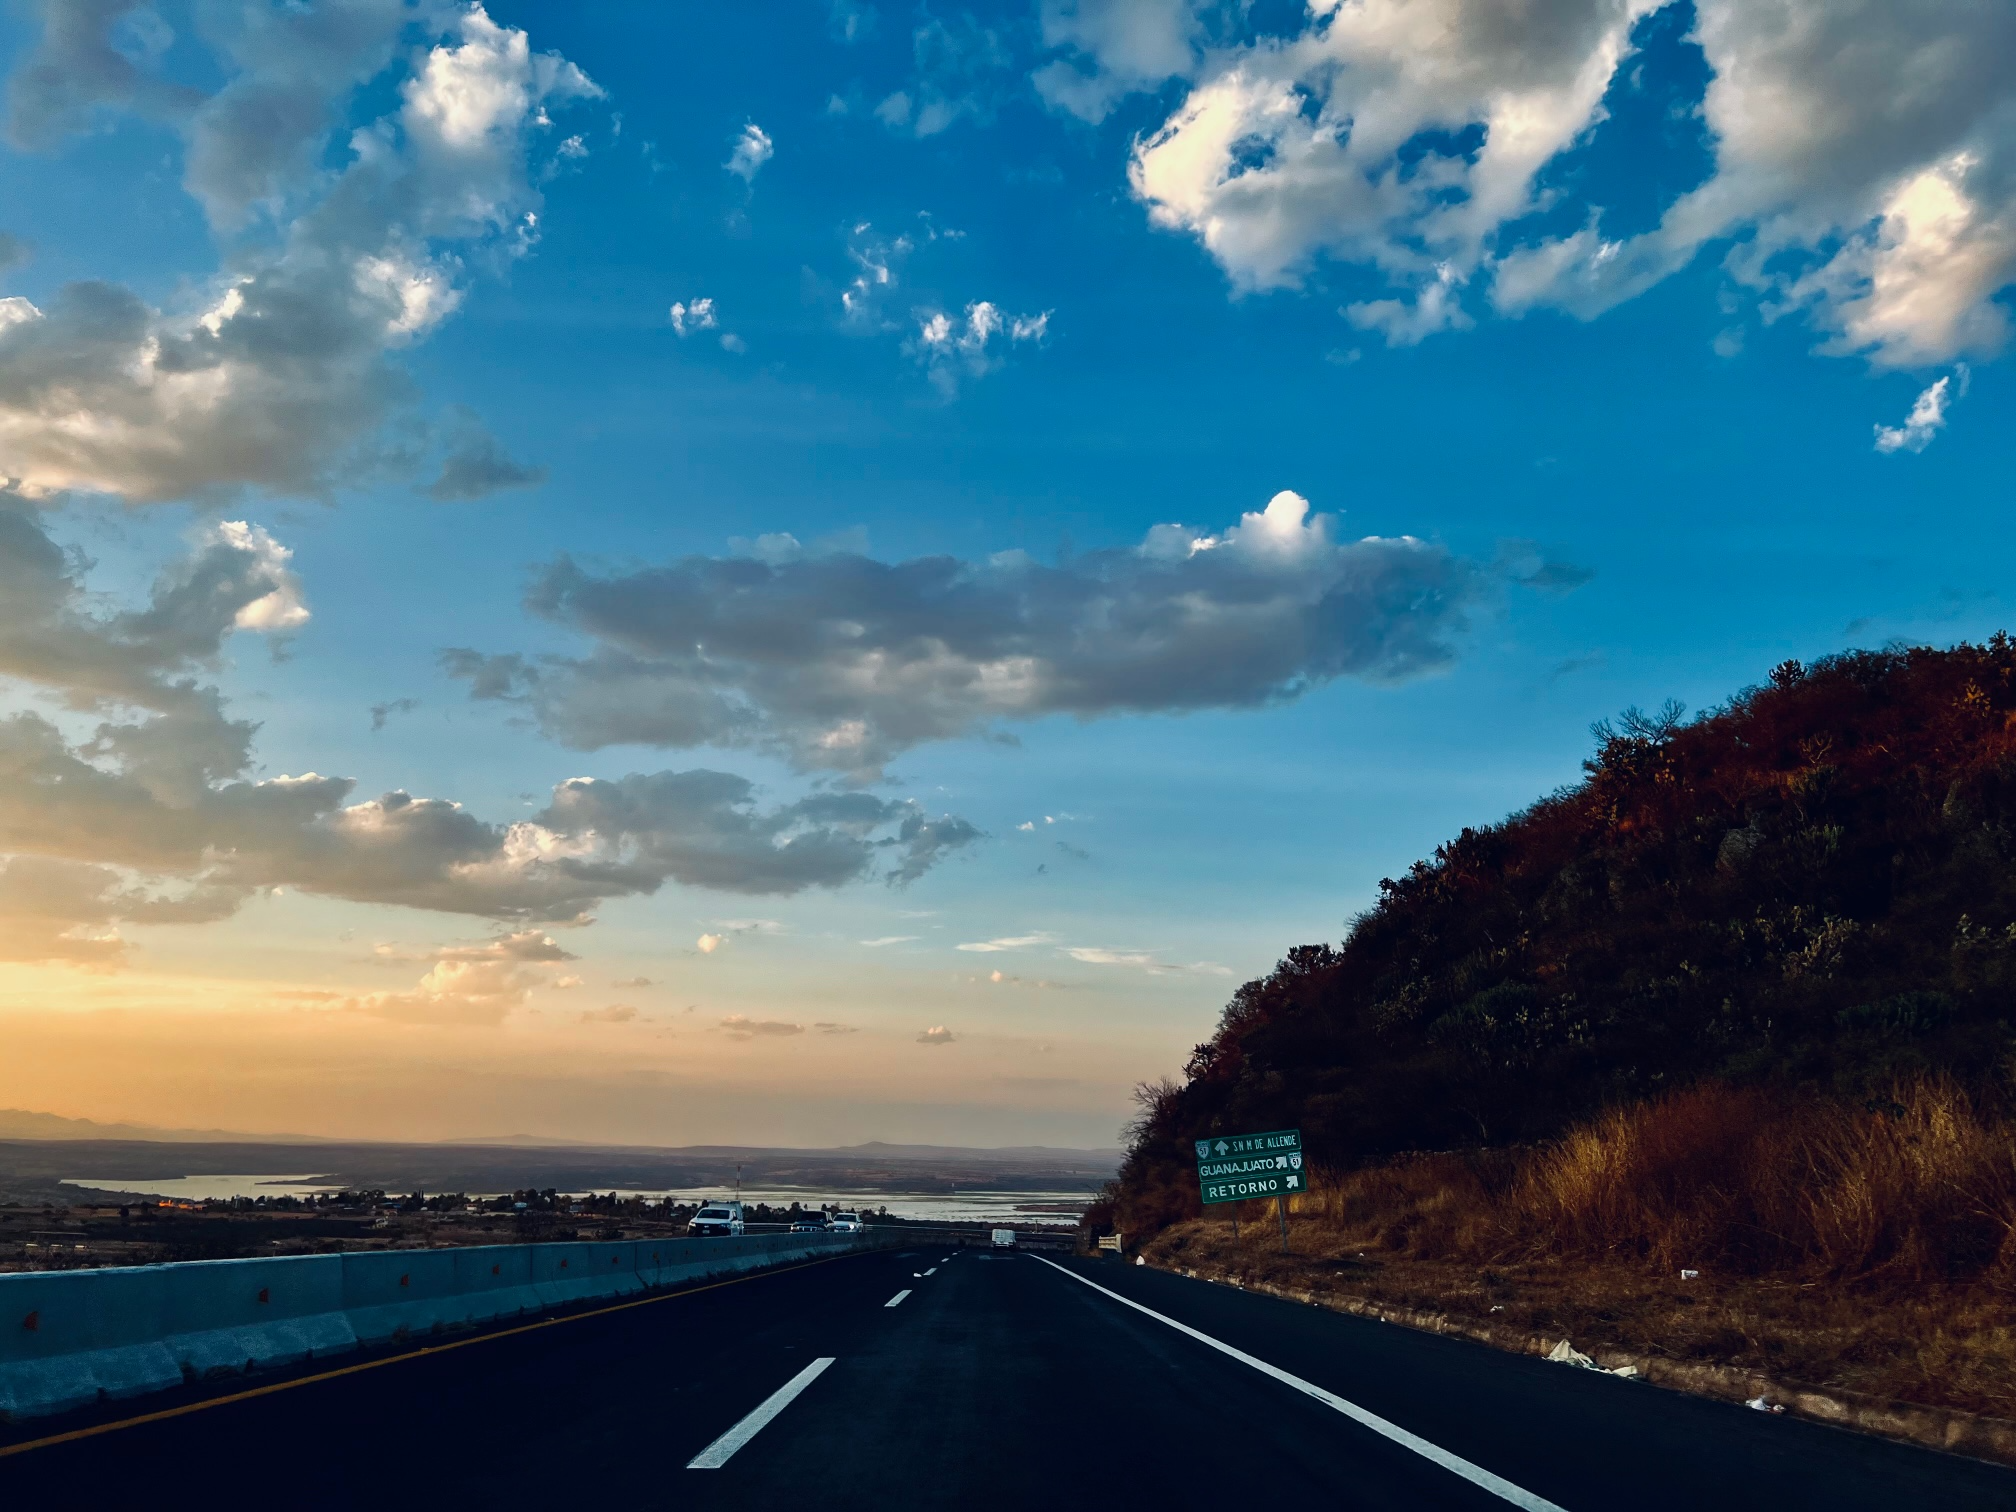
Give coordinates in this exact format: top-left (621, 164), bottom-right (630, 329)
top-left (0, 0), bottom-right (2010, 1149)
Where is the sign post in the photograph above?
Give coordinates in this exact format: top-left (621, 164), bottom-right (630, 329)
top-left (1193, 1129), bottom-right (1303, 1254)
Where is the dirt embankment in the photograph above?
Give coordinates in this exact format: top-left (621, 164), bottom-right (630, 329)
top-left (1124, 1078), bottom-right (2016, 1464)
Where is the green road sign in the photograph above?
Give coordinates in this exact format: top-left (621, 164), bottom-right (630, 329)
top-left (1193, 1128), bottom-right (1304, 1205)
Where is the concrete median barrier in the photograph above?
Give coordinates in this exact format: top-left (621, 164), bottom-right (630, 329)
top-left (0, 1256), bottom-right (353, 1421)
top-left (0, 1230), bottom-right (891, 1424)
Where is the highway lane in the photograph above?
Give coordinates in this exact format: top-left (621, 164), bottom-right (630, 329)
top-left (2, 1245), bottom-right (2010, 1509)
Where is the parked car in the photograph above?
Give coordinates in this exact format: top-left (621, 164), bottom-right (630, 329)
top-left (788, 1211), bottom-right (830, 1233)
top-left (687, 1202), bottom-right (745, 1237)
top-left (991, 1228), bottom-right (1016, 1248)
top-left (829, 1211), bottom-right (862, 1233)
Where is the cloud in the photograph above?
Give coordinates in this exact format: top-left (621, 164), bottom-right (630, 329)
top-left (1875, 371), bottom-right (1965, 454)
top-left (0, 3), bottom-right (600, 503)
top-left (0, 508), bottom-right (982, 962)
top-left (719, 1013), bottom-right (803, 1039)
top-left (876, 15), bottom-right (1011, 138)
top-left (0, 854), bottom-right (235, 966)
top-left (370, 698), bottom-right (419, 732)
top-left (445, 489), bottom-right (1573, 779)
top-left (0, 233), bottom-right (26, 273)
top-left (916, 1024), bottom-right (956, 1045)
top-left (424, 412), bottom-right (546, 501)
top-left (829, 1), bottom-right (877, 45)
top-left (724, 122), bottom-right (773, 181)
top-left (611, 975), bottom-right (653, 988)
top-left (670, 298), bottom-right (718, 336)
top-left (814, 1021), bottom-right (859, 1034)
top-left (908, 301), bottom-right (1051, 394)
top-left (836, 216), bottom-right (964, 331)
top-left (957, 933), bottom-right (1059, 953)
top-left (1131, 0), bottom-right (1652, 301)
top-left (578, 1003), bottom-right (638, 1024)
top-left (860, 935), bottom-right (918, 947)
top-left (1130, 0), bottom-right (2016, 371)
top-left (1032, 0), bottom-right (1213, 124)
top-left (696, 932), bottom-right (723, 953)
top-left (982, 968), bottom-right (1066, 989)
top-left (5, 0), bottom-right (200, 151)
top-left (0, 502), bottom-right (305, 711)
top-left (349, 929), bottom-right (577, 1026)
top-left (840, 224), bottom-right (912, 326)
top-left (1060, 944), bottom-right (1228, 974)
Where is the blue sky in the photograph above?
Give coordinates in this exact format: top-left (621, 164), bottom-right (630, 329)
top-left (0, 0), bottom-right (2009, 1148)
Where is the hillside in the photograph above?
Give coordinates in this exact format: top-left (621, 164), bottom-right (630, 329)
top-left (1119, 641), bottom-right (2016, 1232)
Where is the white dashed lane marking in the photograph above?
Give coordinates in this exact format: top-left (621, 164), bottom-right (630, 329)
top-left (686, 1358), bottom-right (836, 1470)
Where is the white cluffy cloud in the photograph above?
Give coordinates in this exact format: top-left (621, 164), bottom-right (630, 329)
top-left (446, 489), bottom-right (1581, 780)
top-left (0, 3), bottom-right (593, 503)
top-left (670, 297), bottom-right (744, 353)
top-left (724, 122), bottom-right (774, 181)
top-left (0, 506), bottom-right (979, 966)
top-left (670, 298), bottom-right (717, 336)
top-left (910, 301), bottom-right (1051, 393)
top-left (1874, 371), bottom-right (1966, 454)
top-left (1123, 0), bottom-right (2016, 378)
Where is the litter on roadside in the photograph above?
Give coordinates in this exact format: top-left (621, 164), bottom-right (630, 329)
top-left (1680, 1269), bottom-right (1699, 1280)
top-left (1746, 1395), bottom-right (1785, 1415)
top-left (1546, 1339), bottom-right (1639, 1378)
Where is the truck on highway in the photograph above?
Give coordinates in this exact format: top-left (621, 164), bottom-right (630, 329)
top-left (991, 1228), bottom-right (1015, 1248)
top-left (687, 1201), bottom-right (745, 1237)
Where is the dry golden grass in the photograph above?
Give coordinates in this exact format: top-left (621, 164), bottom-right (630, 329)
top-left (1299, 1077), bottom-right (2016, 1283)
top-left (1144, 1079), bottom-right (2016, 1418)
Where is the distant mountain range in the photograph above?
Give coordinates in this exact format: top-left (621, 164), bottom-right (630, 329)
top-left (0, 1109), bottom-right (329, 1144)
top-left (0, 1110), bottom-right (1121, 1203)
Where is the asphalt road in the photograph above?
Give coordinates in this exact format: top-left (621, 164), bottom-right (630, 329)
top-left (2, 1246), bottom-right (2009, 1509)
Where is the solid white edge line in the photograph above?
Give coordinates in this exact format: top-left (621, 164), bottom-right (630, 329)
top-left (885, 1289), bottom-right (912, 1307)
top-left (1033, 1258), bottom-right (1568, 1512)
top-left (686, 1357), bottom-right (836, 1470)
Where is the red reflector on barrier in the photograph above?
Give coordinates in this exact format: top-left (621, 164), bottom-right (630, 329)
top-left (399, 1274), bottom-right (410, 1288)
top-left (257, 1288), bottom-right (270, 1304)
top-left (21, 1310), bottom-right (37, 1332)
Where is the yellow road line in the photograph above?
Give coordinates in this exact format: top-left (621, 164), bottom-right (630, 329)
top-left (0, 1251), bottom-right (859, 1461)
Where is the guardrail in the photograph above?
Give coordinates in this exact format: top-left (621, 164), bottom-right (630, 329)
top-left (0, 1230), bottom-right (895, 1424)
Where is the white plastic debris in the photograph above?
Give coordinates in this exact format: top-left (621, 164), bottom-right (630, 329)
top-left (1746, 1395), bottom-right (1785, 1415)
top-left (1490, 1305), bottom-right (1505, 1313)
top-left (1546, 1340), bottom-right (1639, 1378)
top-left (1136, 1256), bottom-right (1145, 1266)
top-left (1680, 1269), bottom-right (1700, 1280)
